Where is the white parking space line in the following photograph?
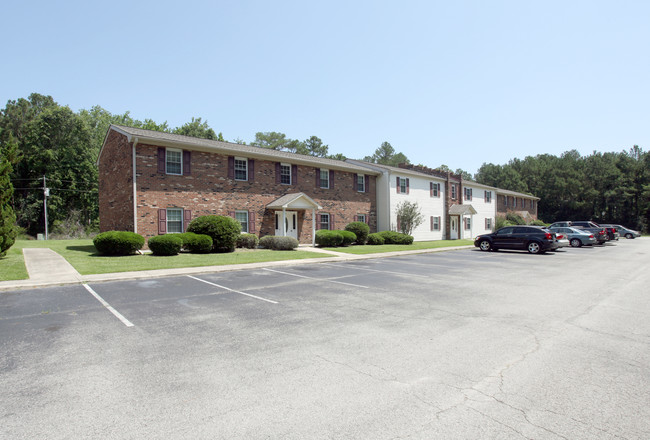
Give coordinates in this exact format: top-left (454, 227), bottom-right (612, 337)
top-left (187, 276), bottom-right (278, 304)
top-left (83, 284), bottom-right (135, 327)
top-left (320, 262), bottom-right (429, 278)
top-left (263, 268), bottom-right (369, 289)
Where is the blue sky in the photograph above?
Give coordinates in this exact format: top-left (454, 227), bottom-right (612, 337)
top-left (2, 0), bottom-right (649, 174)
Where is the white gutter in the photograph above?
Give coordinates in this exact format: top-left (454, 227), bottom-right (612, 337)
top-left (132, 137), bottom-right (138, 234)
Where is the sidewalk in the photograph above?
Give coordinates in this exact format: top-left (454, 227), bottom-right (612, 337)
top-left (0, 245), bottom-right (473, 291)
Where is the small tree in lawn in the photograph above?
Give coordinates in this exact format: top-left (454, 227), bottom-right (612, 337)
top-left (0, 136), bottom-right (18, 257)
top-left (395, 201), bottom-right (424, 235)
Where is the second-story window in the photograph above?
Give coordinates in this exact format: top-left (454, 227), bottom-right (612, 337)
top-left (485, 191), bottom-right (492, 203)
top-left (357, 174), bottom-right (365, 192)
top-left (451, 184), bottom-right (457, 200)
top-left (234, 158), bottom-right (248, 181)
top-left (166, 149), bottom-right (182, 175)
top-left (320, 169), bottom-right (329, 189)
top-left (464, 187), bottom-right (473, 201)
top-left (280, 163), bottom-right (291, 184)
top-left (399, 178), bottom-right (407, 193)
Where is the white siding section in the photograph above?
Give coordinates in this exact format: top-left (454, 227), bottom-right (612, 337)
top-left (464, 184), bottom-right (495, 238)
top-left (375, 171), bottom-right (390, 232)
top-left (389, 174), bottom-right (446, 241)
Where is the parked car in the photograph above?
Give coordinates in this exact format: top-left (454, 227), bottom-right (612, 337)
top-left (570, 221), bottom-right (618, 241)
top-left (565, 221), bottom-right (608, 244)
top-left (552, 232), bottom-right (570, 250)
top-left (548, 226), bottom-right (597, 247)
top-left (474, 226), bottom-right (557, 254)
top-left (601, 224), bottom-right (641, 239)
top-left (548, 221), bottom-right (573, 228)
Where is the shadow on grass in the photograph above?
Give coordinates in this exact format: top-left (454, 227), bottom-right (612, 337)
top-left (66, 245), bottom-right (102, 256)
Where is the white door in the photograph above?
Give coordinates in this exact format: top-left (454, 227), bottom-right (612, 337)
top-left (450, 217), bottom-right (459, 240)
top-left (275, 211), bottom-right (298, 240)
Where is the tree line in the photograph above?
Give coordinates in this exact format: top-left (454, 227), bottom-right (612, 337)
top-left (1, 92), bottom-right (648, 244)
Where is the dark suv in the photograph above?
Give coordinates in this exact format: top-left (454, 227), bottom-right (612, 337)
top-left (474, 226), bottom-right (557, 254)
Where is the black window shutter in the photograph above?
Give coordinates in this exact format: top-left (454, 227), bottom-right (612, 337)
top-left (183, 210), bottom-right (192, 232)
top-left (430, 216), bottom-right (434, 231)
top-left (229, 211), bottom-right (236, 219)
top-left (316, 214), bottom-right (321, 230)
top-left (329, 170), bottom-right (334, 189)
top-left (406, 178), bottom-right (410, 194)
top-left (249, 210), bottom-right (256, 233)
top-left (365, 175), bottom-right (369, 193)
top-left (292, 164), bottom-right (298, 185)
top-left (183, 150), bottom-right (191, 175)
top-left (353, 174), bottom-right (358, 191)
top-left (228, 156), bottom-right (235, 179)
top-left (249, 159), bottom-right (254, 182)
top-left (157, 148), bottom-right (166, 173)
top-left (275, 163), bottom-right (281, 184)
top-left (315, 168), bottom-right (320, 188)
top-left (329, 214), bottom-right (334, 230)
top-left (396, 177), bottom-right (400, 193)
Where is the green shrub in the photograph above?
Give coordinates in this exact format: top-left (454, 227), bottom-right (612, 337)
top-left (528, 219), bottom-right (547, 227)
top-left (315, 230), bottom-right (343, 247)
top-left (187, 215), bottom-right (241, 253)
top-left (93, 231), bottom-right (145, 256)
top-left (339, 230), bottom-right (357, 246)
top-left (367, 233), bottom-right (385, 245)
top-left (505, 212), bottom-right (526, 225)
top-left (148, 234), bottom-right (183, 256)
top-left (177, 232), bottom-right (213, 253)
top-left (259, 235), bottom-right (299, 250)
top-left (377, 230), bottom-right (414, 245)
top-left (236, 233), bottom-right (259, 249)
top-left (344, 221), bottom-right (370, 244)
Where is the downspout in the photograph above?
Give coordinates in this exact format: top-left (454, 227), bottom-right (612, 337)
top-left (132, 138), bottom-right (138, 234)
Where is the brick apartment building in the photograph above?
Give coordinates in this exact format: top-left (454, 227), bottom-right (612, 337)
top-left (98, 125), bottom-right (379, 245)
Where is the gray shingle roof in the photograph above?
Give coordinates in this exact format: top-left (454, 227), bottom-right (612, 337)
top-left (107, 125), bottom-right (379, 174)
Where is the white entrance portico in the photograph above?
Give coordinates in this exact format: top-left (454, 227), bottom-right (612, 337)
top-left (448, 204), bottom-right (477, 240)
top-left (267, 193), bottom-right (322, 246)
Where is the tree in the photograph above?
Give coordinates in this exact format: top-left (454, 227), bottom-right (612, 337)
top-left (363, 142), bottom-right (410, 166)
top-left (173, 117), bottom-right (223, 141)
top-left (395, 201), bottom-right (424, 235)
top-left (0, 135), bottom-right (18, 256)
top-left (296, 136), bottom-right (329, 157)
top-left (251, 132), bottom-right (292, 150)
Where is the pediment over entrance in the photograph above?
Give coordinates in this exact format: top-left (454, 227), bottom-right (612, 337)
top-left (267, 193), bottom-right (322, 210)
top-left (448, 204), bottom-right (478, 216)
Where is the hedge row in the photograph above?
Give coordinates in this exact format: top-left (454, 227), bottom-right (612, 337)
top-left (259, 235), bottom-right (299, 250)
top-left (93, 231), bottom-right (145, 256)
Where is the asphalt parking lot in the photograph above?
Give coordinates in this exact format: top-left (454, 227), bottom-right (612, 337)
top-left (2, 240), bottom-right (649, 439)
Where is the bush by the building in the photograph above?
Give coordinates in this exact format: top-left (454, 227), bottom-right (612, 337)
top-left (377, 230), bottom-right (414, 245)
top-left (259, 235), bottom-right (299, 250)
top-left (339, 230), bottom-right (357, 246)
top-left (148, 234), bottom-right (183, 256)
top-left (236, 233), bottom-right (259, 249)
top-left (344, 221), bottom-right (369, 244)
top-left (315, 230), bottom-right (343, 247)
top-left (187, 215), bottom-right (241, 253)
top-left (367, 233), bottom-right (385, 245)
top-left (177, 232), bottom-right (213, 253)
top-left (93, 231), bottom-right (145, 256)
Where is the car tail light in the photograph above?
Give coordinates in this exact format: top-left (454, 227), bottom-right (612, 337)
top-left (589, 234), bottom-right (594, 238)
top-left (545, 232), bottom-right (552, 240)
top-left (556, 234), bottom-right (564, 239)
top-left (598, 230), bottom-right (605, 235)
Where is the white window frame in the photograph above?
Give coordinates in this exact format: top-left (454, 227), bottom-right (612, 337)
top-left (432, 216), bottom-right (440, 231)
top-left (399, 177), bottom-right (407, 194)
top-left (486, 218), bottom-right (493, 230)
top-left (451, 184), bottom-right (457, 200)
top-left (166, 148), bottom-right (182, 175)
top-left (357, 174), bottom-right (365, 192)
top-left (465, 217), bottom-right (471, 230)
top-left (320, 213), bottom-right (330, 230)
top-left (357, 214), bottom-right (366, 224)
top-left (485, 191), bottom-right (492, 203)
top-left (432, 182), bottom-right (440, 197)
top-left (234, 157), bottom-right (248, 181)
top-left (235, 210), bottom-right (249, 233)
top-left (167, 208), bottom-right (183, 233)
top-left (280, 163), bottom-right (291, 185)
top-left (320, 168), bottom-right (329, 189)
top-left (465, 187), bottom-right (472, 201)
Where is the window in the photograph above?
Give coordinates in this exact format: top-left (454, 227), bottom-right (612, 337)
top-left (234, 158), bottom-right (248, 181)
top-left (485, 191), bottom-right (492, 203)
top-left (464, 187), bottom-right (472, 201)
top-left (399, 177), bottom-right (407, 194)
top-left (451, 184), bottom-right (457, 200)
top-left (357, 214), bottom-right (366, 223)
top-left (431, 216), bottom-right (440, 231)
top-left (167, 208), bottom-right (183, 233)
top-left (431, 182), bottom-right (440, 197)
top-left (319, 213), bottom-right (330, 230)
top-left (320, 169), bottom-right (329, 189)
top-left (357, 174), bottom-right (365, 192)
top-left (235, 211), bottom-right (249, 233)
top-left (280, 163), bottom-right (291, 184)
top-left (503, 195), bottom-right (508, 207)
top-left (166, 149), bottom-right (182, 175)
top-left (513, 197), bottom-right (517, 208)
top-left (464, 217), bottom-right (471, 230)
top-left (486, 218), bottom-right (492, 229)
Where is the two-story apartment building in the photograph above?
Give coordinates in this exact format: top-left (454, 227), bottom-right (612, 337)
top-left (98, 125), bottom-right (379, 246)
top-left (496, 188), bottom-right (539, 221)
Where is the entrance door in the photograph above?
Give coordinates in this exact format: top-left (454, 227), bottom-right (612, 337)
top-left (275, 211), bottom-right (298, 240)
top-left (450, 216), bottom-right (459, 240)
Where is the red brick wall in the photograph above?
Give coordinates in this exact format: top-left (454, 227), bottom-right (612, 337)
top-left (132, 143), bottom-right (377, 243)
top-left (496, 195), bottom-right (538, 220)
top-left (98, 131), bottom-right (134, 232)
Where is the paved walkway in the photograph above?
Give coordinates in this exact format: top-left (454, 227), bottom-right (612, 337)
top-left (0, 245), bottom-right (474, 291)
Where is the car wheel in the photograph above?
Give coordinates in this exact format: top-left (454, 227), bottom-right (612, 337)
top-left (479, 240), bottom-right (491, 251)
top-left (527, 241), bottom-right (541, 254)
top-left (625, 233), bottom-right (633, 239)
top-left (570, 238), bottom-right (581, 247)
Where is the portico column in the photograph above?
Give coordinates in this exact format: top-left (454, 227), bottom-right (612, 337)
top-left (311, 208), bottom-right (316, 246)
top-left (282, 208), bottom-right (287, 237)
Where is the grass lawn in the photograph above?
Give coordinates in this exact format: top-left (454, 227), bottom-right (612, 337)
top-left (0, 245), bottom-right (29, 281)
top-left (323, 239), bottom-right (474, 254)
top-left (8, 239), bottom-right (327, 277)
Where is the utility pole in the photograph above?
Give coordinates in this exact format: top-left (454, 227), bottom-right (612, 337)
top-left (43, 175), bottom-right (49, 240)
